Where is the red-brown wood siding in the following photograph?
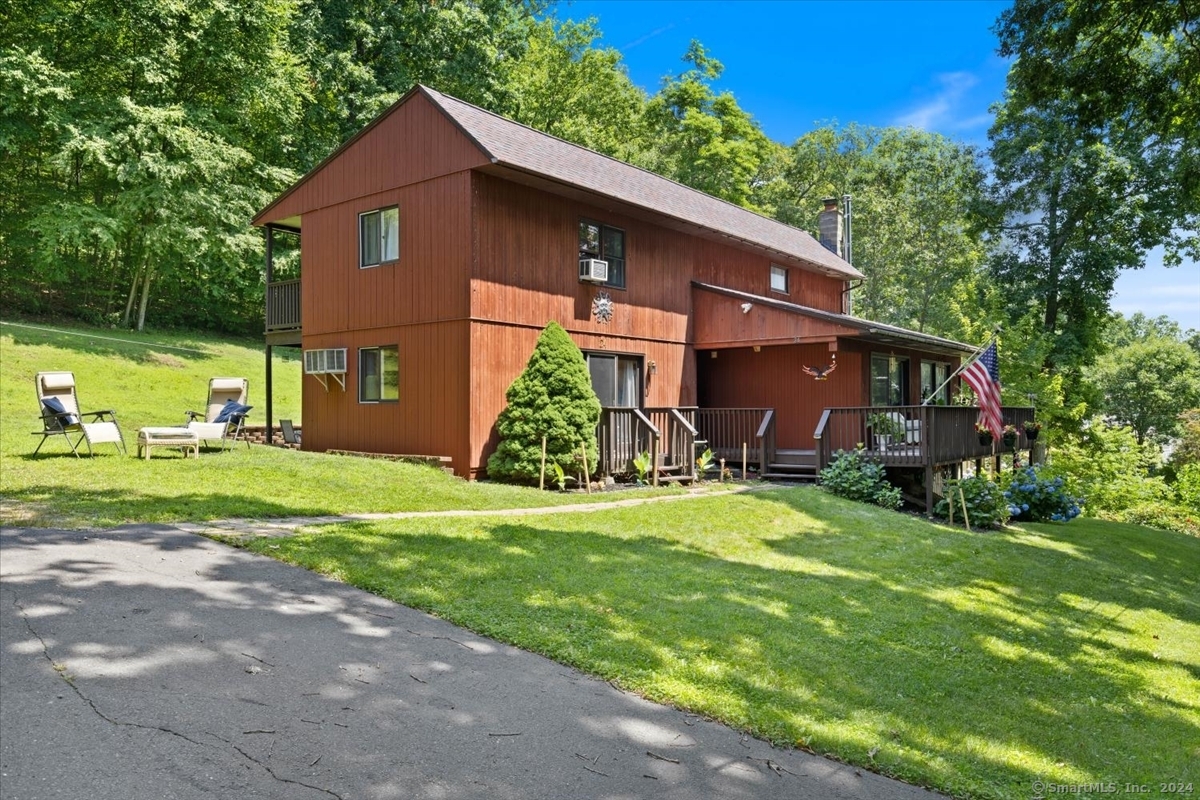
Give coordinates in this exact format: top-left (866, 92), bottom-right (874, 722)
top-left (699, 344), bottom-right (865, 448)
top-left (300, 322), bottom-right (471, 472)
top-left (468, 320), bottom-right (693, 477)
top-left (838, 339), bottom-right (963, 406)
top-left (691, 287), bottom-right (856, 348)
top-left (258, 93), bottom-right (489, 225)
top-left (301, 171), bottom-right (473, 336)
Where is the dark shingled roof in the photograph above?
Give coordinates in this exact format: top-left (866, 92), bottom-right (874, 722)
top-left (421, 86), bottom-right (864, 280)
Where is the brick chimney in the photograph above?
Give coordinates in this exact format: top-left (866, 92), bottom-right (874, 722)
top-left (818, 197), bottom-right (843, 257)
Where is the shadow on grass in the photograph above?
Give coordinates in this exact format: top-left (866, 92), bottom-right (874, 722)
top-left (2, 486), bottom-right (340, 526)
top-left (3, 324), bottom-right (221, 365)
top-left (257, 501), bottom-right (1200, 798)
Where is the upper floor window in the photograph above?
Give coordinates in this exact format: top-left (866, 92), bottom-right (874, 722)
top-left (359, 345), bottom-right (399, 402)
top-left (579, 220), bottom-right (626, 289)
top-left (360, 206), bottom-right (399, 268)
top-left (770, 264), bottom-right (789, 294)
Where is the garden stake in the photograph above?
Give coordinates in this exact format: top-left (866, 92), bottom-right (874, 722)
top-left (742, 443), bottom-right (747, 480)
top-left (576, 441), bottom-right (585, 491)
top-left (959, 486), bottom-right (971, 531)
top-left (719, 457), bottom-right (726, 482)
top-left (539, 435), bottom-right (547, 491)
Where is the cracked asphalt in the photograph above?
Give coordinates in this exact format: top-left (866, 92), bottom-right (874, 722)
top-left (0, 523), bottom-right (945, 799)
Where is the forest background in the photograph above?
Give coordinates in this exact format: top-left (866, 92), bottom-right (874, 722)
top-left (2, 0), bottom-right (1198, 530)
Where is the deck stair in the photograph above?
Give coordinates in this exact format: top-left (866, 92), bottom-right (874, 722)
top-left (761, 448), bottom-right (819, 482)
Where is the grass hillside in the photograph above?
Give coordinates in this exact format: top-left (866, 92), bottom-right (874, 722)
top-left (240, 488), bottom-right (1200, 800)
top-left (0, 320), bottom-right (679, 527)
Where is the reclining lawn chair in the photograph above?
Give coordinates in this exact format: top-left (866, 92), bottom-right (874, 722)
top-left (185, 378), bottom-right (251, 450)
top-left (34, 371), bottom-right (126, 457)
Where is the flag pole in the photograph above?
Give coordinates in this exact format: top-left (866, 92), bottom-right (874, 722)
top-left (923, 327), bottom-right (1000, 406)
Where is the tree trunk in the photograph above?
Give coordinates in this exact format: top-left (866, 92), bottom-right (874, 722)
top-left (136, 265), bottom-right (154, 331)
top-left (123, 266), bottom-right (141, 328)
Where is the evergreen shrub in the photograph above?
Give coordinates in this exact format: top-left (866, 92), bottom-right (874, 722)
top-left (819, 447), bottom-right (903, 510)
top-left (486, 322), bottom-right (601, 485)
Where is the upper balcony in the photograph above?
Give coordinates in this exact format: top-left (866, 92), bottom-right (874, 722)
top-left (266, 279), bottom-right (301, 333)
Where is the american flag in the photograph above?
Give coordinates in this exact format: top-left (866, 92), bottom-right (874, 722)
top-left (961, 343), bottom-right (1003, 437)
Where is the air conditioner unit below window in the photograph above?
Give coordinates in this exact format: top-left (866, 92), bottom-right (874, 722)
top-left (579, 258), bottom-right (609, 283)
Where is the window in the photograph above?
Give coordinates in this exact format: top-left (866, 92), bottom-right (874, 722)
top-left (359, 346), bottom-right (399, 402)
top-left (584, 352), bottom-right (642, 407)
top-left (770, 264), bottom-right (789, 294)
top-left (870, 353), bottom-right (909, 406)
top-left (579, 220), bottom-right (626, 289)
top-left (921, 360), bottom-right (951, 404)
top-left (359, 206), bottom-right (399, 268)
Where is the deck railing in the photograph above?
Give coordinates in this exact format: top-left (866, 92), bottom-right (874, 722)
top-left (597, 406), bottom-right (698, 482)
top-left (814, 405), bottom-right (1037, 472)
top-left (695, 408), bottom-right (773, 465)
top-left (266, 279), bottom-right (301, 331)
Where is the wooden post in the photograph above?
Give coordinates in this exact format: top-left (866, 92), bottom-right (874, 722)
top-left (742, 443), bottom-right (747, 481)
top-left (719, 458), bottom-right (726, 483)
top-left (651, 437), bottom-right (659, 487)
top-left (539, 436), bottom-right (547, 491)
top-left (580, 442), bottom-right (591, 494)
top-left (959, 487), bottom-right (971, 531)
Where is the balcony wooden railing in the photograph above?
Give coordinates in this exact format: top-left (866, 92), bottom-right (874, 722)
top-left (813, 405), bottom-right (1037, 472)
top-left (266, 279), bottom-right (301, 331)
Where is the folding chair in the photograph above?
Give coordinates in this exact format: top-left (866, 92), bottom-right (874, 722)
top-left (33, 371), bottom-right (126, 457)
top-left (185, 378), bottom-right (251, 450)
top-left (279, 419), bottom-right (301, 445)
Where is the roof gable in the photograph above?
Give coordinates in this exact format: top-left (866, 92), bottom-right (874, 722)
top-left (422, 86), bottom-right (863, 280)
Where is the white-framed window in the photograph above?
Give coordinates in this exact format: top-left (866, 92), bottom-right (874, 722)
top-left (579, 219), bottom-right (626, 289)
top-left (359, 345), bottom-right (399, 402)
top-left (770, 264), bottom-right (789, 294)
top-left (359, 206), bottom-right (399, 268)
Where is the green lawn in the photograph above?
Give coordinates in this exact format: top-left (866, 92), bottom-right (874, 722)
top-left (0, 320), bottom-right (681, 527)
top-left (232, 488), bottom-right (1200, 800)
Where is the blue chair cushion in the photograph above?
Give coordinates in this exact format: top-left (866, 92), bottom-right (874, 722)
top-left (214, 400), bottom-right (253, 424)
top-left (42, 397), bottom-right (79, 426)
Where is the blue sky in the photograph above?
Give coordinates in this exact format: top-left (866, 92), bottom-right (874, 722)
top-left (554, 0), bottom-right (1200, 332)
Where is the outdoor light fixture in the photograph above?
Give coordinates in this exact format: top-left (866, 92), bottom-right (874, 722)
top-left (741, 302), bottom-right (753, 314)
top-left (648, 360), bottom-right (657, 374)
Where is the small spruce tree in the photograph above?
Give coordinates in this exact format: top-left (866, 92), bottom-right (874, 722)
top-left (486, 322), bottom-right (601, 484)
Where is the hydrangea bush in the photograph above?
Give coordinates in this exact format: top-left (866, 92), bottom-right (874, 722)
top-left (818, 447), bottom-right (903, 510)
top-left (1002, 465), bottom-right (1082, 522)
top-left (934, 475), bottom-right (1010, 528)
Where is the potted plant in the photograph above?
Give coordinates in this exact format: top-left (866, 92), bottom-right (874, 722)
top-left (1002, 424), bottom-right (1019, 448)
top-left (975, 422), bottom-right (994, 446)
top-left (1023, 419), bottom-right (1042, 441)
top-left (868, 412), bottom-right (905, 450)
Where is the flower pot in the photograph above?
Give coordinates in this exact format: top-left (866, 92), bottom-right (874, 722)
top-left (1025, 428), bottom-right (1039, 442)
top-left (1002, 434), bottom-right (1018, 448)
top-left (978, 433), bottom-right (993, 446)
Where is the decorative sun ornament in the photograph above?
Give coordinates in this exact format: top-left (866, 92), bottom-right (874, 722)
top-left (592, 291), bottom-right (614, 324)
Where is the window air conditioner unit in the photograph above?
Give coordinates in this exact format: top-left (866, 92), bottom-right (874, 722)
top-left (303, 348), bottom-right (347, 390)
top-left (579, 258), bottom-right (609, 283)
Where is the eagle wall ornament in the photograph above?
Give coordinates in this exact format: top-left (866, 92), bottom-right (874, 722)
top-left (802, 353), bottom-right (837, 381)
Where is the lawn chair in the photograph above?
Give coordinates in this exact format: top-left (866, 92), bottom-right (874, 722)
top-left (185, 378), bottom-right (251, 450)
top-left (279, 419), bottom-right (301, 446)
top-left (33, 371), bottom-right (126, 457)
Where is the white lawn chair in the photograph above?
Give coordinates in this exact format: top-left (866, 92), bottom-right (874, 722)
top-left (185, 378), bottom-right (251, 450)
top-left (33, 371), bottom-right (126, 457)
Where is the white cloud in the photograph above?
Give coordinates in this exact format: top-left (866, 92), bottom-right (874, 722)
top-left (893, 72), bottom-right (987, 132)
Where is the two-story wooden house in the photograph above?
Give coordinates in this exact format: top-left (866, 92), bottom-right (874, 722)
top-left (253, 85), bottom-right (1030, 505)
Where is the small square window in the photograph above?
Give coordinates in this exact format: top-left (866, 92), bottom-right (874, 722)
top-left (359, 346), bottom-right (399, 402)
top-left (770, 264), bottom-right (789, 294)
top-left (360, 206), bottom-right (399, 268)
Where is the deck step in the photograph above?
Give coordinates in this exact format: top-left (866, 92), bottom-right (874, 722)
top-left (656, 474), bottom-right (694, 484)
top-left (761, 472), bottom-right (819, 482)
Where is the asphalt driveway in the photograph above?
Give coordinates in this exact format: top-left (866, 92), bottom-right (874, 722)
top-left (0, 524), bottom-right (943, 799)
